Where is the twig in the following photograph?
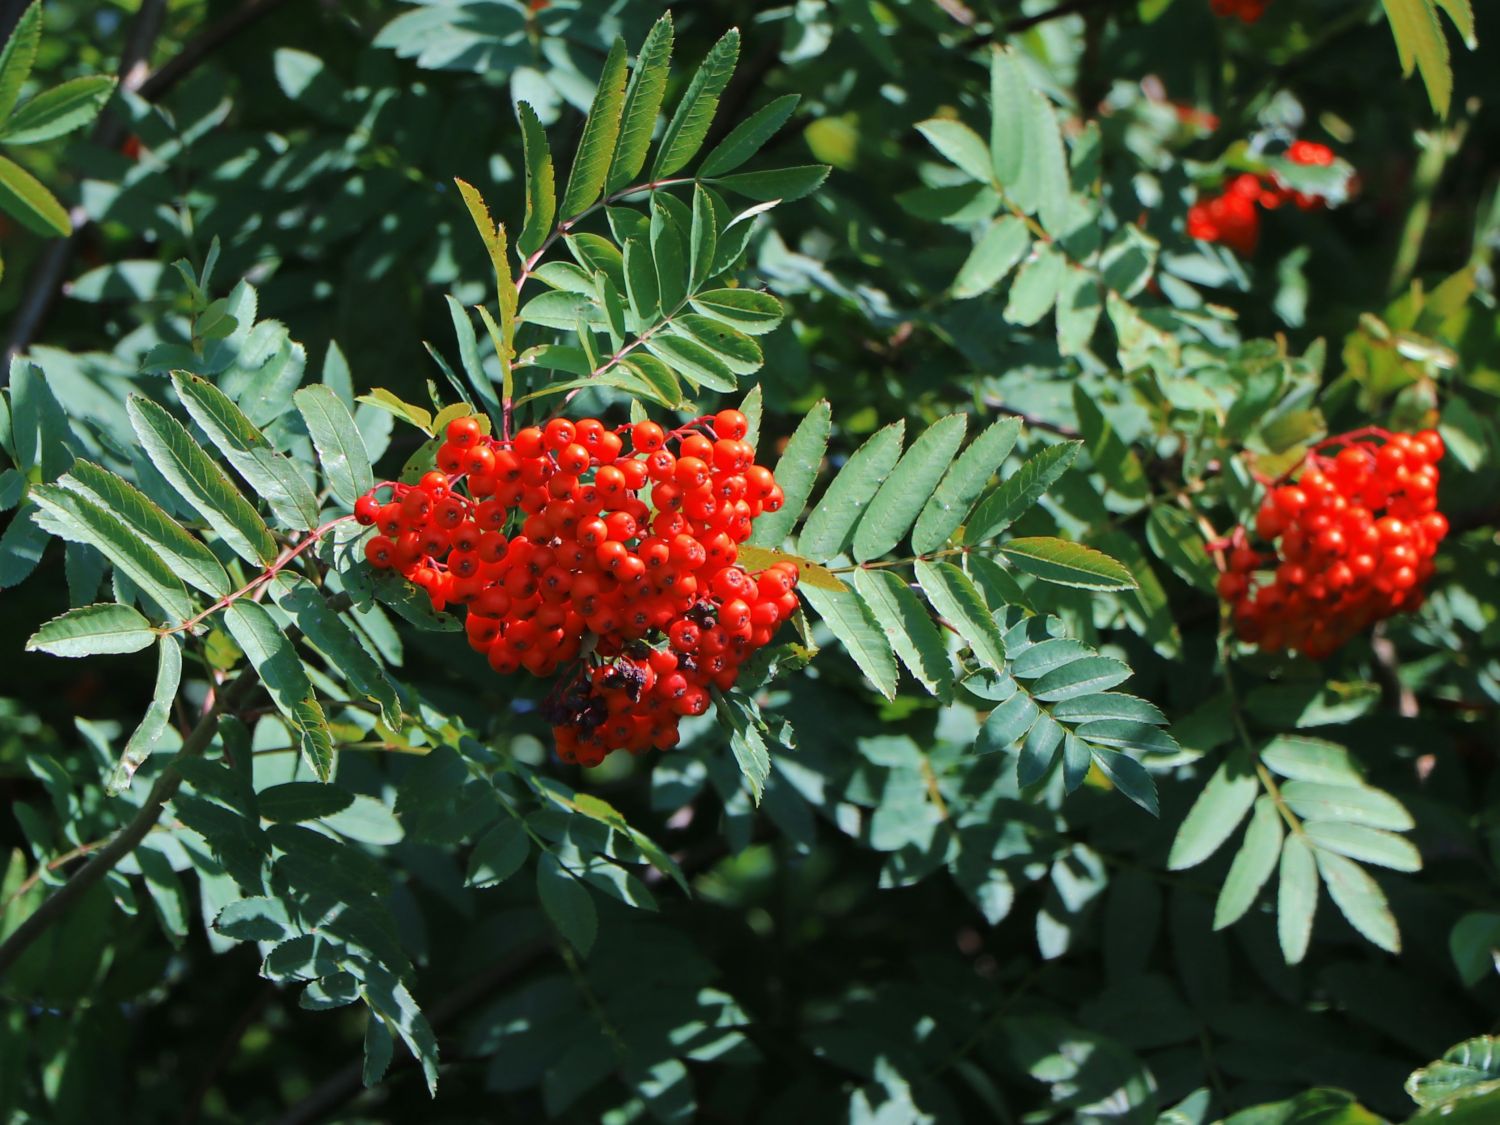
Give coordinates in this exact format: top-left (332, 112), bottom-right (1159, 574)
top-left (978, 395), bottom-right (1081, 440)
top-left (0, 673), bottom-right (257, 979)
top-left (1369, 623), bottom-right (1419, 719)
top-left (163, 515), bottom-right (355, 635)
top-left (0, 835), bottom-right (112, 909)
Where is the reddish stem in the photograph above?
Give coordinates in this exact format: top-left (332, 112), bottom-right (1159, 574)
top-left (163, 514), bottom-right (357, 635)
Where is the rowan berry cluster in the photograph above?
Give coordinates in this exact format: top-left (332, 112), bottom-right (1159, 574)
top-left (1217, 429), bottom-right (1447, 660)
top-left (354, 410), bottom-right (800, 766)
top-left (1210, 0), bottom-right (1268, 23)
top-left (1187, 141), bottom-right (1338, 255)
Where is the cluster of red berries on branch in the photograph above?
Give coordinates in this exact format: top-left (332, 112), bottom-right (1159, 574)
top-left (1216, 428), bottom-right (1447, 660)
top-left (354, 410), bottom-right (800, 766)
top-left (1187, 141), bottom-right (1338, 256)
top-left (1210, 0), bottom-right (1269, 24)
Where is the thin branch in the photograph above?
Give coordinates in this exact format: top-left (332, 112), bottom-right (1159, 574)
top-left (979, 395), bottom-right (1081, 440)
top-left (137, 0), bottom-right (296, 102)
top-left (163, 515), bottom-right (354, 636)
top-left (1370, 623), bottom-right (1419, 719)
top-left (0, 673), bottom-right (257, 980)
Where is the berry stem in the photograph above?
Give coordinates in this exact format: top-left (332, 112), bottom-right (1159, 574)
top-left (162, 514), bottom-right (357, 636)
top-left (1223, 663), bottom-right (1305, 837)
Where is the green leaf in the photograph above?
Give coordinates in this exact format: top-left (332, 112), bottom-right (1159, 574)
top-left (653, 27), bottom-right (739, 177)
top-left (1408, 1037), bottom-right (1500, 1108)
top-left (29, 484), bottom-right (194, 622)
top-left (706, 165), bottom-right (828, 202)
top-left (1168, 757), bottom-right (1259, 870)
top-left (1279, 781), bottom-right (1414, 831)
top-left (173, 373), bottom-right (319, 530)
top-left (852, 414), bottom-right (967, 562)
top-left (1450, 913), bottom-right (1500, 989)
top-left (1315, 849), bottom-right (1400, 952)
top-left (0, 2), bottom-right (41, 122)
top-left (560, 38), bottom-right (628, 218)
top-left (716, 691), bottom-right (772, 803)
top-left (1382, 0), bottom-right (1454, 116)
top-left (952, 216), bottom-right (1030, 300)
top-left (467, 819), bottom-right (530, 888)
top-left (1434, 0), bottom-right (1476, 46)
top-left (673, 313), bottom-right (761, 374)
top-left (1004, 247), bottom-right (1066, 326)
top-left (0, 75), bottom-right (114, 144)
top-left (1029, 87), bottom-right (1070, 236)
top-left (799, 582), bottom-right (898, 700)
top-left (537, 853), bottom-right (596, 955)
top-left (643, 334), bottom-right (735, 392)
top-left (128, 395), bottom-right (277, 566)
top-left (294, 385), bottom-right (375, 508)
top-left (999, 537), bottom-right (1137, 591)
top-left (63, 462), bottom-right (230, 598)
top-left (1260, 735), bottom-right (1365, 784)
top-left (700, 94), bottom-right (800, 177)
top-left (915, 118), bottom-right (993, 183)
top-left (1090, 748), bottom-right (1158, 815)
top-left (259, 782), bottom-right (355, 823)
top-left (26, 602), bottom-right (156, 657)
top-left (689, 288), bottom-right (783, 335)
top-left (649, 196), bottom-right (686, 311)
top-left (1028, 655), bottom-right (1131, 702)
top-left (989, 46), bottom-right (1028, 191)
top-left (224, 601), bottom-right (333, 780)
top-left (749, 400), bottom-right (831, 547)
top-left (454, 178), bottom-right (516, 341)
top-left (977, 689), bottom-right (1040, 754)
top-left (355, 389), bottom-right (432, 434)
top-left (964, 441), bottom-right (1080, 545)
top-left (0, 153), bottom-right (69, 236)
top-left (622, 237), bottom-right (659, 325)
top-left (516, 101), bottom-right (556, 257)
top-left (1050, 693), bottom-right (1165, 725)
top-left (1017, 711), bottom-right (1064, 786)
top-left (605, 13), bottom-right (674, 193)
top-left (913, 560), bottom-right (1006, 674)
top-left (1214, 796), bottom-right (1284, 929)
top-left (799, 420), bottom-right (905, 562)
top-left (359, 968), bottom-right (439, 1095)
top-left (270, 576), bottom-right (401, 729)
top-left (1076, 718), bottom-right (1179, 756)
top-left (109, 636), bottom-right (182, 795)
top-left (853, 568), bottom-right (953, 699)
top-left (688, 184), bottom-right (718, 291)
top-left (1145, 506), bottom-right (1216, 592)
top-left (1278, 834), bottom-right (1319, 964)
top-left (1073, 389), bottom-right (1148, 506)
top-left (1304, 821), bottom-right (1421, 872)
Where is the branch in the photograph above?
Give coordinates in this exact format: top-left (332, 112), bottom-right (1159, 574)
top-left (0, 673), bottom-right (257, 980)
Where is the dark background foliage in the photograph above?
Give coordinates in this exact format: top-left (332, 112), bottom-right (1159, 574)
top-left (1, 0), bottom-right (1498, 1122)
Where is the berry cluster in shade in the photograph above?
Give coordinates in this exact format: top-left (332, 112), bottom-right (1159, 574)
top-left (354, 411), bottom-right (800, 765)
top-left (1210, 0), bottom-right (1269, 23)
top-left (1187, 142), bottom-right (1338, 256)
top-left (1217, 429), bottom-right (1447, 660)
